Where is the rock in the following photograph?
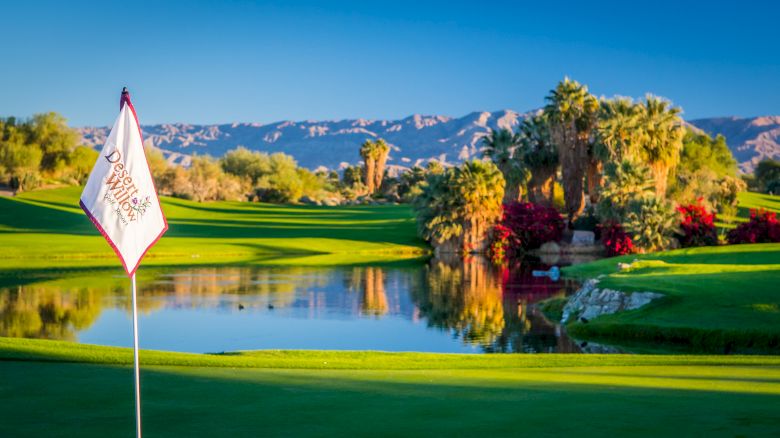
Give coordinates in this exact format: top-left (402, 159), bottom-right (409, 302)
top-left (571, 230), bottom-right (595, 246)
top-left (322, 197), bottom-right (340, 207)
top-left (561, 279), bottom-right (663, 323)
top-left (538, 241), bottom-right (561, 254)
top-left (298, 196), bottom-right (317, 205)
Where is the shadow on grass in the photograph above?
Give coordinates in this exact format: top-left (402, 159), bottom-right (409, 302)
top-left (2, 360), bottom-right (780, 437)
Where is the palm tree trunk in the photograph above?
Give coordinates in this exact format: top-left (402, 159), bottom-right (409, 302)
top-left (651, 163), bottom-right (669, 198)
top-left (364, 158), bottom-right (375, 194)
top-left (528, 166), bottom-right (556, 207)
top-left (503, 183), bottom-right (520, 203)
top-left (586, 158), bottom-right (602, 203)
top-left (554, 123), bottom-right (586, 222)
top-left (374, 153), bottom-right (388, 192)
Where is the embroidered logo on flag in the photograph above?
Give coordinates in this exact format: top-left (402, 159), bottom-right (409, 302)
top-left (80, 90), bottom-right (168, 276)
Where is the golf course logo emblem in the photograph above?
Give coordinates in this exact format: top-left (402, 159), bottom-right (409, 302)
top-left (103, 149), bottom-right (153, 224)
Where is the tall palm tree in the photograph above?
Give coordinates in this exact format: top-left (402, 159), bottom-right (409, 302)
top-left (372, 139), bottom-right (390, 191)
top-left (517, 112), bottom-right (558, 206)
top-left (482, 128), bottom-right (525, 203)
top-left (637, 95), bottom-right (684, 197)
top-left (359, 140), bottom-right (376, 194)
top-left (544, 78), bottom-right (599, 221)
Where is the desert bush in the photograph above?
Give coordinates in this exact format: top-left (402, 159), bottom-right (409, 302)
top-left (596, 158), bottom-right (654, 223)
top-left (624, 197), bottom-right (679, 252)
top-left (727, 210), bottom-right (780, 244)
top-left (676, 199), bottom-right (718, 247)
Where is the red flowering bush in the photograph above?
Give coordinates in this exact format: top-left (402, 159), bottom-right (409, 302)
top-left (600, 222), bottom-right (634, 256)
top-left (502, 202), bottom-right (564, 250)
top-left (676, 199), bottom-right (718, 247)
top-left (487, 202), bottom-right (564, 263)
top-left (727, 209), bottom-right (780, 244)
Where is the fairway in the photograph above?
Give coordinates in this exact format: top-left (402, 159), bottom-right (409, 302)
top-left (1, 338), bottom-right (780, 437)
top-left (0, 186), bottom-right (427, 274)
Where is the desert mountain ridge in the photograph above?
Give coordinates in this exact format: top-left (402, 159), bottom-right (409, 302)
top-left (78, 110), bottom-right (780, 174)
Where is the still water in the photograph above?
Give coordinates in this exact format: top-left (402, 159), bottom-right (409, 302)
top-left (0, 257), bottom-right (583, 353)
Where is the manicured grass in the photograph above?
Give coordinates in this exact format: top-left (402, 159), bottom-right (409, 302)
top-left (0, 186), bottom-right (427, 273)
top-left (2, 338), bottom-right (780, 437)
top-left (562, 243), bottom-right (780, 352)
top-left (717, 191), bottom-right (780, 228)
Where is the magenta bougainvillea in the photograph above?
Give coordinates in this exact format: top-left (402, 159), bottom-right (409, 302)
top-left (727, 209), bottom-right (780, 244)
top-left (487, 202), bottom-right (564, 263)
top-left (600, 222), bottom-right (634, 256)
top-left (677, 199), bottom-right (718, 247)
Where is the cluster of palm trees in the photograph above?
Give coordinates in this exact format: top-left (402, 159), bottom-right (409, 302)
top-left (482, 78), bottom-right (685, 223)
top-left (359, 139), bottom-right (390, 195)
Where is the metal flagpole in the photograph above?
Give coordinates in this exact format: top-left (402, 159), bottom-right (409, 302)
top-left (131, 273), bottom-right (142, 438)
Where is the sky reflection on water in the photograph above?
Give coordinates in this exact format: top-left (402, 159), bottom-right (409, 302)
top-left (0, 257), bottom-right (582, 353)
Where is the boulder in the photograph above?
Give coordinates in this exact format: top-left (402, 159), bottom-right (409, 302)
top-left (571, 230), bottom-right (595, 246)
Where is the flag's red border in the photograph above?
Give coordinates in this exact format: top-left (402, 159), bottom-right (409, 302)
top-left (80, 93), bottom-right (169, 277)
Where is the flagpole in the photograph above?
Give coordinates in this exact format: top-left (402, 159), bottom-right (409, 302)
top-left (131, 272), bottom-right (142, 438)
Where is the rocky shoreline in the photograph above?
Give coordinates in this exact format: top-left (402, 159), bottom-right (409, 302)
top-left (561, 278), bottom-right (663, 324)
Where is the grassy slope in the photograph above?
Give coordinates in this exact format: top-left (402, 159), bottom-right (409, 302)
top-left (0, 186), bottom-right (427, 272)
top-left (2, 338), bottom-right (780, 437)
top-left (562, 192), bottom-right (780, 352)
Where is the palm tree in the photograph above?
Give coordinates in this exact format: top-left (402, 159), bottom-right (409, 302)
top-left (544, 78), bottom-right (599, 221)
top-left (637, 95), bottom-right (684, 197)
top-left (453, 160), bottom-right (505, 253)
top-left (596, 97), bottom-right (644, 161)
top-left (413, 171), bottom-right (462, 252)
top-left (517, 112), bottom-right (558, 206)
top-left (359, 140), bottom-right (376, 194)
top-left (413, 160), bottom-right (505, 254)
top-left (482, 128), bottom-right (525, 203)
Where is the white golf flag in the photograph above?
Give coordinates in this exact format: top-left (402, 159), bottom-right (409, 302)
top-left (80, 91), bottom-right (168, 276)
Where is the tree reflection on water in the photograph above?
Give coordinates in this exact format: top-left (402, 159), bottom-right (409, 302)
top-left (414, 255), bottom-right (580, 353)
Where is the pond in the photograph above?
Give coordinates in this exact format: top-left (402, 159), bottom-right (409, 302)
top-left (0, 257), bottom-right (585, 354)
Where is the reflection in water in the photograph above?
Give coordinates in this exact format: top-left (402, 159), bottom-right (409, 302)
top-left (0, 258), bottom-right (581, 353)
top-left (0, 285), bottom-right (103, 341)
top-left (415, 255), bottom-right (580, 353)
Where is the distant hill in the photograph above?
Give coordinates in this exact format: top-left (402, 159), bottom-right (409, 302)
top-left (78, 111), bottom-right (779, 173)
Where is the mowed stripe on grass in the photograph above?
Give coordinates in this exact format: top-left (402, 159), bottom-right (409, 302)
top-left (1, 338), bottom-right (780, 437)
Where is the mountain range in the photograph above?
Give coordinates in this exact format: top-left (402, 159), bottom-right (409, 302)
top-left (78, 111), bottom-right (780, 173)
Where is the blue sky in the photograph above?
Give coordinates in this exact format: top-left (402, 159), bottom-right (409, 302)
top-left (1, 0), bottom-right (778, 126)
